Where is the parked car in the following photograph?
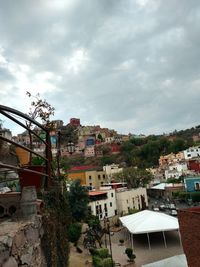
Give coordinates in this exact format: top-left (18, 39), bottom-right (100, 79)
top-left (159, 204), bottom-right (166, 211)
top-left (170, 209), bottom-right (177, 216)
top-left (169, 203), bottom-right (176, 210)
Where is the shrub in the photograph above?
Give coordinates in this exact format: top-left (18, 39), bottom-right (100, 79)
top-left (97, 248), bottom-right (109, 259)
top-left (125, 248), bottom-right (136, 262)
top-left (68, 223), bottom-right (82, 246)
top-left (102, 258), bottom-right (113, 267)
top-left (119, 239), bottom-right (124, 245)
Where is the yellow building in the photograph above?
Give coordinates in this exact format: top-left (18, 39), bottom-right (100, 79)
top-left (67, 166), bottom-right (107, 188)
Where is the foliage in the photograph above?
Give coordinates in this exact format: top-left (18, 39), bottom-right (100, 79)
top-left (91, 248), bottom-right (114, 267)
top-left (59, 124), bottom-right (78, 145)
top-left (68, 223), bottom-right (82, 246)
top-left (125, 248), bottom-right (136, 262)
top-left (115, 167), bottom-right (153, 188)
top-left (31, 156), bottom-right (45, 166)
top-left (26, 91), bottom-right (55, 127)
top-left (119, 136), bottom-right (194, 168)
top-left (166, 177), bottom-right (183, 184)
top-left (26, 91), bottom-right (55, 164)
top-left (42, 189), bottom-right (71, 267)
top-left (68, 180), bottom-right (89, 222)
top-left (84, 215), bottom-right (104, 248)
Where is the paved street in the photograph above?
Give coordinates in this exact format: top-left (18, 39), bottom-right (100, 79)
top-left (110, 228), bottom-right (183, 267)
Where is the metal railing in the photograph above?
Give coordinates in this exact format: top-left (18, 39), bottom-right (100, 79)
top-left (0, 105), bottom-right (53, 188)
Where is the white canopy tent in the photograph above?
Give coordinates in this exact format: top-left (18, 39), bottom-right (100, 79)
top-left (119, 210), bottom-right (180, 249)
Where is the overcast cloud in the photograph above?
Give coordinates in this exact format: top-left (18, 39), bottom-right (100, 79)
top-left (0, 0), bottom-right (200, 135)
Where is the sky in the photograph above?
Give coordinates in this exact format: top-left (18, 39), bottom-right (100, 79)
top-left (0, 0), bottom-right (200, 136)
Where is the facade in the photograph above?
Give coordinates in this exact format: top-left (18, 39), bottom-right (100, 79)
top-left (188, 159), bottom-right (200, 173)
top-left (116, 187), bottom-right (148, 215)
top-left (184, 177), bottom-right (200, 192)
top-left (67, 166), bottom-right (108, 188)
top-left (183, 146), bottom-right (200, 160)
top-left (84, 145), bottom-right (95, 157)
top-left (164, 162), bottom-right (188, 179)
top-left (0, 128), bottom-right (12, 140)
top-left (159, 152), bottom-right (184, 167)
top-left (85, 170), bottom-right (107, 189)
top-left (103, 164), bottom-right (123, 182)
top-left (70, 118), bottom-right (80, 127)
top-left (88, 188), bottom-right (117, 220)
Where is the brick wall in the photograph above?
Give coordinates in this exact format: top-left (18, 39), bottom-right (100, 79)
top-left (178, 207), bottom-right (200, 267)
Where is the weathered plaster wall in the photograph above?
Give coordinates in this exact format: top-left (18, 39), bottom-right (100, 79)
top-left (0, 216), bottom-right (46, 267)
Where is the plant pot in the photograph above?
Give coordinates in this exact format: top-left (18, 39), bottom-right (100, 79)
top-left (18, 165), bottom-right (46, 190)
top-left (15, 147), bottom-right (30, 165)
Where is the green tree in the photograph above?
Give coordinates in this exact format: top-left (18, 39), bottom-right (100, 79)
top-left (68, 180), bottom-right (89, 222)
top-left (115, 167), bottom-right (153, 188)
top-left (68, 223), bottom-right (82, 246)
top-left (84, 215), bottom-right (104, 248)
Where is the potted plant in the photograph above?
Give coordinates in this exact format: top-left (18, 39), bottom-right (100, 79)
top-left (119, 239), bottom-right (124, 246)
top-left (125, 248), bottom-right (136, 262)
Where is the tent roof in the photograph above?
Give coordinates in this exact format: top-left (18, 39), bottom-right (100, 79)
top-left (142, 254), bottom-right (187, 267)
top-left (151, 183), bottom-right (183, 190)
top-left (119, 210), bottom-right (179, 234)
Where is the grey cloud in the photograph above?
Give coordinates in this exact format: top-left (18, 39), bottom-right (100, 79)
top-left (1, 0), bottom-right (200, 135)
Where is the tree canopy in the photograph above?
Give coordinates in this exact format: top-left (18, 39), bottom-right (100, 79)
top-left (68, 180), bottom-right (89, 222)
top-left (114, 167), bottom-right (153, 188)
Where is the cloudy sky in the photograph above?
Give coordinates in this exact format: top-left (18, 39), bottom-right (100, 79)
top-left (0, 0), bottom-right (200, 135)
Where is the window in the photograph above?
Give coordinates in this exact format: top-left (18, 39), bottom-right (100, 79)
top-left (115, 210), bottom-right (117, 215)
top-left (187, 154), bottom-right (191, 157)
top-left (98, 175), bottom-right (101, 180)
top-left (101, 181), bottom-right (103, 185)
top-left (89, 176), bottom-right (92, 180)
top-left (126, 200), bottom-right (129, 204)
top-left (89, 183), bottom-right (92, 186)
top-left (104, 203), bottom-right (107, 212)
top-left (111, 193), bottom-right (114, 198)
top-left (110, 202), bottom-right (112, 207)
top-left (195, 182), bottom-right (200, 191)
top-left (103, 174), bottom-right (105, 179)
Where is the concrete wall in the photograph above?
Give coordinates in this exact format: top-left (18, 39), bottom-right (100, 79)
top-left (0, 216), bottom-right (46, 267)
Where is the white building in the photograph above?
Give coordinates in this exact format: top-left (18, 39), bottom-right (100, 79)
top-left (103, 164), bottom-right (123, 182)
top-left (0, 128), bottom-right (12, 140)
top-left (116, 187), bottom-right (148, 216)
top-left (183, 146), bottom-right (200, 160)
top-left (164, 162), bottom-right (188, 180)
top-left (88, 187), bottom-right (117, 220)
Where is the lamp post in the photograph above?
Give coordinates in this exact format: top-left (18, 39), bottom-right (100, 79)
top-left (67, 141), bottom-right (75, 155)
top-left (105, 218), bottom-right (114, 267)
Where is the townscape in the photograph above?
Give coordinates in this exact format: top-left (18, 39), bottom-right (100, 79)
top-left (0, 109), bottom-right (200, 267)
top-left (0, 1), bottom-right (200, 267)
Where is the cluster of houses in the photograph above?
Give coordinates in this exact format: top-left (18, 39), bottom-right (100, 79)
top-left (12, 118), bottom-right (135, 158)
top-left (149, 147), bottom-right (200, 201)
top-left (67, 164), bottom-right (148, 220)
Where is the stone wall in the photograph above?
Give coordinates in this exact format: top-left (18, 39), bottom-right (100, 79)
top-left (0, 215), bottom-right (46, 267)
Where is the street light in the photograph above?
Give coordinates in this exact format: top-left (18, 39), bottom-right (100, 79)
top-left (67, 141), bottom-right (75, 155)
top-left (104, 218), bottom-right (114, 267)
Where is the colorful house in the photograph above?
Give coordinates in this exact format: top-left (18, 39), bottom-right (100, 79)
top-left (184, 177), bottom-right (200, 192)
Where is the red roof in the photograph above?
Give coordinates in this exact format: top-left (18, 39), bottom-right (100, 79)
top-left (89, 191), bottom-right (107, 196)
top-left (69, 165), bottom-right (97, 172)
